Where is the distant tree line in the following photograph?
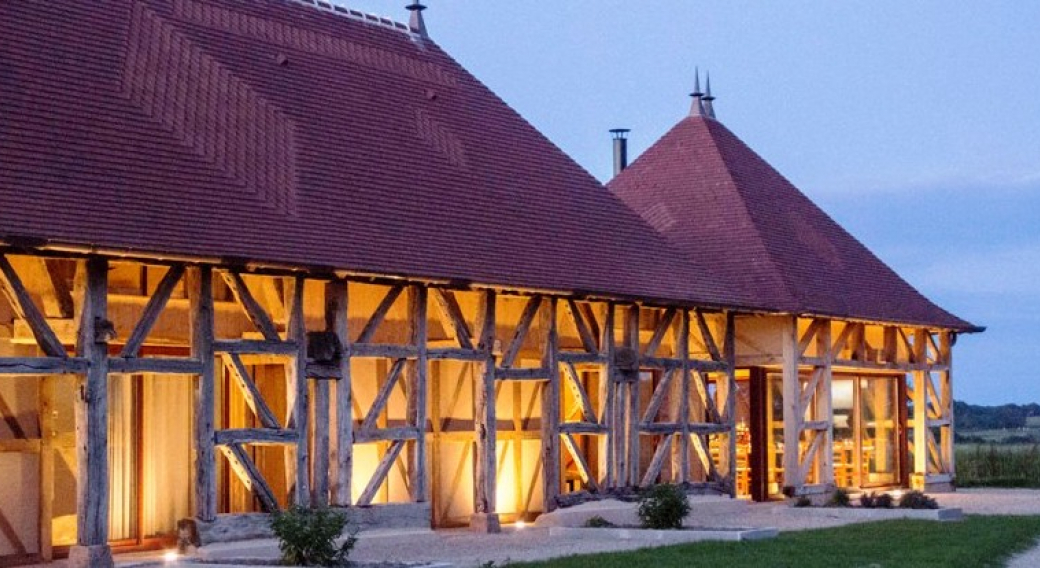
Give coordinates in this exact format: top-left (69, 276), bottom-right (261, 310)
top-left (955, 401), bottom-right (1040, 431)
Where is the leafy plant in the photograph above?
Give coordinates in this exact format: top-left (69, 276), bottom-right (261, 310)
top-left (826, 488), bottom-right (852, 508)
top-left (637, 484), bottom-right (690, 529)
top-left (584, 515), bottom-right (616, 528)
top-left (270, 506), bottom-right (357, 566)
top-left (793, 496), bottom-right (813, 508)
top-left (898, 490), bottom-right (939, 510)
top-left (860, 492), bottom-right (894, 509)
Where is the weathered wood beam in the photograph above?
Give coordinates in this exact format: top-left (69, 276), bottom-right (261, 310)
top-left (565, 299), bottom-right (598, 354)
top-left (30, 258), bottom-right (74, 319)
top-left (360, 359), bottom-right (407, 433)
top-left (640, 435), bottom-right (673, 487)
top-left (472, 290), bottom-right (500, 531)
top-left (189, 266), bottom-right (217, 523)
top-left (643, 307), bottom-right (676, 359)
top-left (407, 285), bottom-right (429, 503)
top-left (641, 367), bottom-right (677, 424)
top-left (224, 353), bottom-right (280, 429)
top-left (694, 310), bottom-right (722, 362)
top-left (558, 351), bottom-right (606, 364)
top-left (562, 362), bottom-right (596, 423)
top-left (222, 271), bottom-right (281, 341)
top-left (561, 432), bottom-right (598, 491)
top-left (720, 311), bottom-right (738, 494)
top-left (495, 367), bottom-right (548, 380)
top-left (285, 277), bottom-right (310, 506)
top-left (357, 439), bottom-right (405, 506)
top-left (213, 339), bottom-right (299, 355)
top-left (326, 280), bottom-right (353, 507)
top-left (72, 258), bottom-right (111, 566)
top-left (120, 264), bottom-right (185, 357)
top-left (500, 295), bottom-right (542, 368)
top-left (356, 284), bottom-right (404, 344)
top-left (351, 343), bottom-right (418, 359)
top-left (781, 315), bottom-right (803, 493)
top-left (431, 289), bottom-right (474, 350)
top-left (600, 302), bottom-right (617, 488)
top-left (0, 357), bottom-right (88, 375)
top-left (39, 376), bottom-right (55, 561)
top-left (354, 426), bottom-right (421, 444)
top-left (671, 310), bottom-right (691, 484)
top-left (109, 356), bottom-right (202, 374)
top-left (542, 297), bottom-right (561, 511)
top-left (215, 428), bottom-right (296, 446)
top-left (428, 347), bottom-right (484, 361)
top-left (221, 444), bottom-right (279, 513)
top-left (0, 255), bottom-right (67, 357)
top-left (913, 329), bottom-right (929, 480)
top-left (625, 304), bottom-right (640, 485)
top-left (559, 422), bottom-right (608, 435)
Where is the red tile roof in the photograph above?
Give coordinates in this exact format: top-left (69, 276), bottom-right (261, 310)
top-left (609, 116), bottom-right (977, 331)
top-left (0, 0), bottom-right (749, 308)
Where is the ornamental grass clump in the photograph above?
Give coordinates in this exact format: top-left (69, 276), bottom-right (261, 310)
top-left (270, 506), bottom-right (358, 567)
top-left (898, 490), bottom-right (939, 510)
top-left (637, 484), bottom-right (690, 529)
top-left (826, 488), bottom-right (852, 508)
top-left (860, 491), bottom-right (895, 509)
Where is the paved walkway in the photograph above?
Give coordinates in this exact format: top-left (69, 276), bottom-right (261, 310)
top-left (25, 488), bottom-right (1040, 567)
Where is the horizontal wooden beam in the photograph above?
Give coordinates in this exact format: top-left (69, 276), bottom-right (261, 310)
top-left (354, 426), bottom-right (421, 444)
top-left (495, 367), bottom-right (548, 381)
top-left (215, 428), bottom-right (296, 446)
top-left (0, 357), bottom-right (88, 375)
top-left (428, 348), bottom-right (484, 361)
top-left (558, 351), bottom-right (606, 364)
top-left (109, 357), bottom-right (202, 374)
top-left (213, 339), bottom-right (298, 355)
top-left (352, 343), bottom-right (418, 359)
top-left (558, 422), bottom-right (607, 435)
top-left (306, 362), bottom-right (342, 379)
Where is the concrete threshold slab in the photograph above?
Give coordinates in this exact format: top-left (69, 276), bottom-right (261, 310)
top-left (547, 526), bottom-right (778, 543)
top-left (198, 527), bottom-right (438, 562)
top-left (783, 507), bottom-right (964, 522)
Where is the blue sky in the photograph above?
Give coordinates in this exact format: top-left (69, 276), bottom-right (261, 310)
top-left (347, 1), bottom-right (1040, 404)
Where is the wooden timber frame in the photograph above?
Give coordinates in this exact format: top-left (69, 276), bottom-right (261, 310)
top-left (765, 317), bottom-right (956, 497)
top-left (1, 248), bottom-right (897, 562)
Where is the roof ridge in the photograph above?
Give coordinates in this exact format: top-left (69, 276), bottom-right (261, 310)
top-left (282, 0), bottom-right (418, 36)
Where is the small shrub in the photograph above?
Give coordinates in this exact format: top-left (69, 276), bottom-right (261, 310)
top-left (860, 492), bottom-right (895, 509)
top-left (270, 506), bottom-right (357, 567)
top-left (793, 496), bottom-right (813, 508)
top-left (826, 488), bottom-right (852, 508)
top-left (583, 515), bottom-right (616, 528)
top-left (637, 484), bottom-right (690, 529)
top-left (898, 490), bottom-right (939, 510)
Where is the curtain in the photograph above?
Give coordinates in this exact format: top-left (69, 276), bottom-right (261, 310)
top-left (141, 374), bottom-right (193, 537)
top-left (108, 375), bottom-right (136, 541)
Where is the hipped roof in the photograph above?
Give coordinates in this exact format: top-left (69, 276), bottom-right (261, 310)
top-left (0, 0), bottom-right (749, 308)
top-left (609, 115), bottom-right (978, 331)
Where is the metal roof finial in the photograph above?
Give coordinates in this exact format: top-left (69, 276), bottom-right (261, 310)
top-left (406, 2), bottom-right (428, 38)
top-left (702, 71), bottom-right (716, 119)
top-left (689, 67), bottom-right (705, 117)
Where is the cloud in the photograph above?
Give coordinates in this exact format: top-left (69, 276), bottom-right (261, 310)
top-left (910, 244), bottom-right (1040, 297)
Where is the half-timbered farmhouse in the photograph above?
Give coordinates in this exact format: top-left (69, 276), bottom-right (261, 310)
top-left (0, 1), bottom-right (978, 566)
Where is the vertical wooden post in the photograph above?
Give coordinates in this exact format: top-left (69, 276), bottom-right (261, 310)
top-left (327, 280), bottom-right (353, 507)
top-left (39, 374), bottom-right (55, 561)
top-left (541, 297), bottom-right (560, 512)
top-left (912, 328), bottom-right (929, 487)
top-left (781, 315), bottom-right (802, 494)
top-left (672, 310), bottom-right (690, 484)
top-left (721, 311), bottom-right (738, 496)
top-left (189, 267), bottom-right (216, 521)
top-left (471, 290), bottom-right (500, 532)
top-left (624, 304), bottom-right (640, 486)
top-left (70, 257), bottom-right (112, 568)
top-left (313, 380), bottom-right (330, 506)
top-left (286, 276), bottom-right (310, 506)
top-left (814, 319), bottom-right (834, 489)
top-left (941, 331), bottom-right (954, 478)
top-left (598, 302), bottom-right (616, 488)
top-left (407, 285), bottom-right (429, 502)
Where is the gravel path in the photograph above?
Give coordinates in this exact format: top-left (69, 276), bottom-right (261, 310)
top-left (25, 488), bottom-right (1040, 568)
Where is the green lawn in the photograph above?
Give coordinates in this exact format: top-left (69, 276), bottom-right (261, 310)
top-left (508, 516), bottom-right (1040, 568)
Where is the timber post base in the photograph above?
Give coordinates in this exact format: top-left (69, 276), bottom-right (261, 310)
top-left (469, 512), bottom-right (501, 533)
top-left (68, 544), bottom-right (114, 568)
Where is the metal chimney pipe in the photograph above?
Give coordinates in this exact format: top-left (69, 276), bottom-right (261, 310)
top-left (610, 128), bottom-right (631, 177)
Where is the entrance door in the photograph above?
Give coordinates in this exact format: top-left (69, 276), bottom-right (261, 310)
top-left (831, 375), bottom-right (902, 489)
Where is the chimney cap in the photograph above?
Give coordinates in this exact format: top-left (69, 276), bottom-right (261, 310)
top-left (609, 128), bottom-right (631, 139)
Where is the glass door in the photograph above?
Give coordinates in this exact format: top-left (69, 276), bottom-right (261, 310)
top-left (857, 376), bottom-right (900, 487)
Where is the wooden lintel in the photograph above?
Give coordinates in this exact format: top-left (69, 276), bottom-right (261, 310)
top-left (109, 357), bottom-right (202, 375)
top-left (213, 339), bottom-right (298, 355)
top-left (495, 367), bottom-right (548, 381)
top-left (351, 343), bottom-right (418, 359)
top-left (354, 426), bottom-right (421, 444)
top-left (306, 361), bottom-right (342, 379)
top-left (215, 428), bottom-right (296, 446)
top-left (558, 422), bottom-right (607, 435)
top-left (427, 347), bottom-right (483, 361)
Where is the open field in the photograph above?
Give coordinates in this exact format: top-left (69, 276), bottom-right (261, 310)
top-left (507, 516), bottom-right (1040, 568)
top-left (957, 444), bottom-right (1040, 488)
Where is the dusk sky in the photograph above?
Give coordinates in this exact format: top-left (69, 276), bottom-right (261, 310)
top-left (348, 1), bottom-right (1040, 405)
